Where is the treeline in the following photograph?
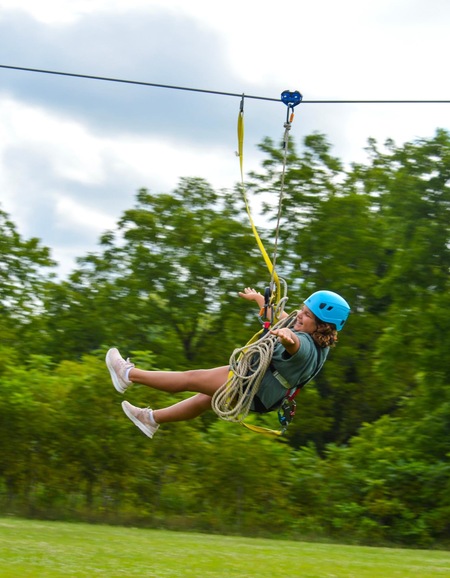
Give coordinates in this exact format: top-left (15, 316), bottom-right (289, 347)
top-left (0, 130), bottom-right (449, 548)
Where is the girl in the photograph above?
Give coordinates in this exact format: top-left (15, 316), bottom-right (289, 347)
top-left (106, 288), bottom-right (350, 438)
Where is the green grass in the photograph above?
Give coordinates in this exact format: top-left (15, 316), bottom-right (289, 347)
top-left (0, 517), bottom-right (449, 577)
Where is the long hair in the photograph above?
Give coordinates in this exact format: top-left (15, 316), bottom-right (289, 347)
top-left (311, 320), bottom-right (338, 348)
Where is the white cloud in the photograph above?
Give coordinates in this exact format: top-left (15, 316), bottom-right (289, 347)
top-left (55, 196), bottom-right (115, 232)
top-left (0, 0), bottom-right (449, 279)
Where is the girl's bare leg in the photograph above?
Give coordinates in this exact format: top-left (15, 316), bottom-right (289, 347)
top-left (153, 393), bottom-right (212, 424)
top-left (129, 365), bottom-right (229, 397)
top-left (110, 350), bottom-right (229, 433)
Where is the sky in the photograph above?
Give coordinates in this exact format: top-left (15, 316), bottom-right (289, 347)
top-left (0, 0), bottom-right (449, 278)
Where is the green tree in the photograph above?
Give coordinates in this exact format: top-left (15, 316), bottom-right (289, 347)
top-left (246, 134), bottom-right (386, 447)
top-left (246, 129), bottom-right (450, 453)
top-left (0, 207), bottom-right (56, 353)
top-left (0, 355), bottom-right (63, 513)
top-left (364, 130), bottom-right (450, 397)
top-left (42, 179), bottom-right (270, 367)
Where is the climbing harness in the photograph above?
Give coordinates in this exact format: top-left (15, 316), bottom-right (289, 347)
top-left (211, 310), bottom-right (298, 428)
top-left (211, 90), bottom-right (304, 436)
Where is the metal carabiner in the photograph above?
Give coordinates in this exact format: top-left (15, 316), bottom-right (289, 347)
top-left (281, 90), bottom-right (302, 148)
top-left (281, 90), bottom-right (303, 122)
top-left (278, 398), bottom-right (297, 430)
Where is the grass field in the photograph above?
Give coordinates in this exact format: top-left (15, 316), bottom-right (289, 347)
top-left (0, 517), bottom-right (449, 577)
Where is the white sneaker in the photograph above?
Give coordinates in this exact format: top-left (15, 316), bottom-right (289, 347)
top-left (122, 401), bottom-right (159, 439)
top-left (106, 348), bottom-right (134, 393)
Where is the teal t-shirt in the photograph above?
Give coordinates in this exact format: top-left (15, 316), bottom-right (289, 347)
top-left (252, 332), bottom-right (329, 412)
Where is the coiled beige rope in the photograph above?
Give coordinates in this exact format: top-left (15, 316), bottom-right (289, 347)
top-left (211, 311), bottom-right (297, 423)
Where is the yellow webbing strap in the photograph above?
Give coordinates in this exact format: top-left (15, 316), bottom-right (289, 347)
top-left (237, 104), bottom-right (281, 306)
top-left (242, 422), bottom-right (283, 436)
top-left (233, 100), bottom-right (284, 437)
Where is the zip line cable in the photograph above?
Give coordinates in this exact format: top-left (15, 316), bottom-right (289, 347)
top-left (1, 64), bottom-right (450, 104)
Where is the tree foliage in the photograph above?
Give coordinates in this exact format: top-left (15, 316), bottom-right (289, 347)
top-left (39, 179), bottom-right (266, 367)
top-left (0, 209), bottom-right (56, 352)
top-left (0, 129), bottom-right (449, 547)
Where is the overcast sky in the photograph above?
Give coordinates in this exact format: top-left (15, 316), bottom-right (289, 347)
top-left (0, 0), bottom-right (449, 278)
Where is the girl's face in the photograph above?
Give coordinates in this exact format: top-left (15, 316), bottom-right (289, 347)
top-left (293, 305), bottom-right (318, 334)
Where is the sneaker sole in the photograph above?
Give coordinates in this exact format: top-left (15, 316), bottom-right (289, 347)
top-left (122, 401), bottom-right (155, 439)
top-left (105, 349), bottom-right (127, 394)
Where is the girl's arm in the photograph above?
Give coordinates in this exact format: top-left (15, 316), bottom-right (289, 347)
top-left (239, 287), bottom-right (291, 320)
top-left (238, 287), bottom-right (265, 308)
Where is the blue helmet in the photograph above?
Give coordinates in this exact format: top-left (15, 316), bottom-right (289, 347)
top-left (304, 290), bottom-right (350, 331)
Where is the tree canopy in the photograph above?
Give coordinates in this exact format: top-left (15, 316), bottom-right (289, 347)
top-left (0, 129), bottom-right (449, 547)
